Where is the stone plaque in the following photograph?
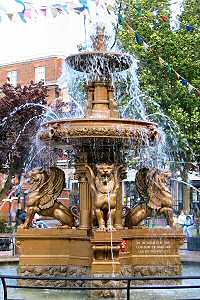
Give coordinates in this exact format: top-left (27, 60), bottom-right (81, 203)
top-left (134, 238), bottom-right (172, 255)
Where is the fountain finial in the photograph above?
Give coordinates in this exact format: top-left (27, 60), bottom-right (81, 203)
top-left (91, 25), bottom-right (107, 52)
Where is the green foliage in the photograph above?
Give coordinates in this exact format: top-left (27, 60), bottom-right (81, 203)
top-left (118, 0), bottom-right (200, 165)
top-left (0, 217), bottom-right (14, 233)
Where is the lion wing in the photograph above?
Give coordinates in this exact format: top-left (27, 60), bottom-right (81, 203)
top-left (38, 167), bottom-right (65, 210)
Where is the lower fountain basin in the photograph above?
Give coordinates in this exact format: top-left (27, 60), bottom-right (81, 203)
top-left (40, 118), bottom-right (159, 149)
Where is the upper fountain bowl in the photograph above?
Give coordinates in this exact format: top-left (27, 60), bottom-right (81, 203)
top-left (39, 118), bottom-right (159, 150)
top-left (66, 52), bottom-right (132, 75)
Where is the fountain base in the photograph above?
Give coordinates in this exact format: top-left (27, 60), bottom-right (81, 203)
top-left (16, 227), bottom-right (184, 284)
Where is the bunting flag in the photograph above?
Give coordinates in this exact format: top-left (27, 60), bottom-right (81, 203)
top-left (0, 0), bottom-right (112, 23)
top-left (126, 23), bottom-right (200, 97)
top-left (135, 32), bottom-right (143, 45)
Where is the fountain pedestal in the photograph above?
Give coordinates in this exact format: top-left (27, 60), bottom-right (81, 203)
top-left (16, 227), bottom-right (184, 282)
top-left (91, 231), bottom-right (121, 274)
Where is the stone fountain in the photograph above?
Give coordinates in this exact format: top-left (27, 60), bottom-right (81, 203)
top-left (16, 27), bottom-right (184, 292)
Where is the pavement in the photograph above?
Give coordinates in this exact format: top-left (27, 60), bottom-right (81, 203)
top-left (179, 240), bottom-right (200, 263)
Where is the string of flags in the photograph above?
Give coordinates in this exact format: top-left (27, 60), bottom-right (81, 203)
top-left (126, 25), bottom-right (200, 97)
top-left (0, 0), bottom-right (113, 23)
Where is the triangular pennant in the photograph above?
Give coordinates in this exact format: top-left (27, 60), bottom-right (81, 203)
top-left (158, 57), bottom-right (165, 65)
top-left (167, 63), bottom-right (173, 75)
top-left (18, 11), bottom-right (26, 23)
top-left (40, 8), bottom-right (47, 16)
top-left (188, 84), bottom-right (194, 94)
top-left (143, 42), bottom-right (150, 50)
top-left (152, 9), bottom-right (159, 16)
top-left (161, 15), bottom-right (169, 22)
top-left (175, 71), bottom-right (180, 79)
top-left (181, 79), bottom-right (187, 86)
top-left (56, 8), bottom-right (64, 15)
top-left (135, 32), bottom-right (143, 45)
top-left (61, 5), bottom-right (69, 13)
top-left (74, 7), bottom-right (85, 14)
top-left (118, 14), bottom-right (125, 25)
top-left (51, 7), bottom-right (58, 18)
top-left (7, 13), bottom-right (14, 21)
top-left (24, 9), bottom-right (32, 19)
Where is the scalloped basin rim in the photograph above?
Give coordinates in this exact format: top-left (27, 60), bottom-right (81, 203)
top-left (66, 51), bottom-right (133, 73)
top-left (42, 118), bottom-right (157, 127)
top-left (66, 51), bottom-right (132, 59)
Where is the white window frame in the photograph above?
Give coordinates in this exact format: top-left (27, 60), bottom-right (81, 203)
top-left (35, 66), bottom-right (46, 83)
top-left (7, 70), bottom-right (17, 86)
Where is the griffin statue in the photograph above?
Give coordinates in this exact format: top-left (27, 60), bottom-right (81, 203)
top-left (22, 167), bottom-right (74, 229)
top-left (128, 168), bottom-right (174, 227)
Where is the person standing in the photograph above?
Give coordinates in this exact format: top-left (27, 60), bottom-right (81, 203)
top-left (177, 210), bottom-right (186, 228)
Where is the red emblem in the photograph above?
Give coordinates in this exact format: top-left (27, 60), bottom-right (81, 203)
top-left (120, 239), bottom-right (128, 252)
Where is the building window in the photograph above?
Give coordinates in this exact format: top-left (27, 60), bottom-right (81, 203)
top-left (35, 66), bottom-right (45, 83)
top-left (7, 70), bottom-right (17, 86)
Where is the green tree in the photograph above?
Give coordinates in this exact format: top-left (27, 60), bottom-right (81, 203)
top-left (118, 0), bottom-right (200, 171)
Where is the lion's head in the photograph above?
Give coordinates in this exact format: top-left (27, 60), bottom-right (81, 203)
top-left (95, 164), bottom-right (115, 193)
top-left (96, 164), bottom-right (114, 178)
top-left (28, 168), bottom-right (48, 192)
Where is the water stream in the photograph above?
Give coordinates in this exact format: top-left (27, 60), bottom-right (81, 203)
top-left (107, 191), bottom-right (115, 275)
top-left (169, 0), bottom-right (185, 31)
top-left (171, 178), bottom-right (200, 193)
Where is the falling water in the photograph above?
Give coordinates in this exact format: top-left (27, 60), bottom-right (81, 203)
top-left (57, 62), bottom-right (86, 119)
top-left (0, 103), bottom-right (59, 129)
top-left (11, 115), bottom-right (43, 152)
top-left (171, 178), bottom-right (200, 193)
top-left (107, 191), bottom-right (115, 275)
top-left (169, 0), bottom-right (185, 31)
top-left (24, 145), bottom-right (47, 173)
top-left (107, 188), bottom-right (118, 299)
top-left (114, 58), bottom-right (145, 120)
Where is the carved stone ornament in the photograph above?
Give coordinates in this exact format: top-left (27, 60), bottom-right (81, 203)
top-left (42, 125), bottom-right (158, 140)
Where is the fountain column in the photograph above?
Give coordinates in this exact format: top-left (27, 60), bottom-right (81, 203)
top-left (75, 162), bottom-right (92, 230)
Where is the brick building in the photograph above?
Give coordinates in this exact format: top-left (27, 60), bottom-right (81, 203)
top-left (0, 55), bottom-right (64, 104)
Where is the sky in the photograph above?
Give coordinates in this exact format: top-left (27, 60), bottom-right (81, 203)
top-left (0, 0), bottom-right (115, 64)
top-left (0, 7), bottom-right (85, 64)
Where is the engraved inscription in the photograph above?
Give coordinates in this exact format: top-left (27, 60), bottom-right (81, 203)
top-left (134, 239), bottom-right (171, 255)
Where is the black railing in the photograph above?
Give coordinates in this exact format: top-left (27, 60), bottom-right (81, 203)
top-left (0, 235), bottom-right (15, 255)
top-left (1, 274), bottom-right (200, 300)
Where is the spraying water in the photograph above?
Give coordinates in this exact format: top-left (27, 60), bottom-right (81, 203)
top-left (0, 103), bottom-right (58, 129)
top-left (11, 115), bottom-right (43, 152)
top-left (171, 178), bottom-right (200, 193)
top-left (169, 0), bottom-right (185, 31)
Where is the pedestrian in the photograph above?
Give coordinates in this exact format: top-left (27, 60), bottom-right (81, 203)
top-left (183, 215), bottom-right (193, 236)
top-left (177, 210), bottom-right (186, 228)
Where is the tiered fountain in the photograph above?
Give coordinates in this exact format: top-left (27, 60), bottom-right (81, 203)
top-left (16, 27), bottom-right (184, 293)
